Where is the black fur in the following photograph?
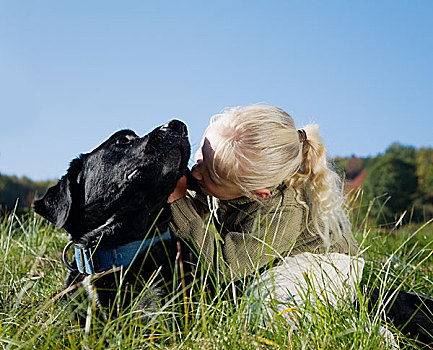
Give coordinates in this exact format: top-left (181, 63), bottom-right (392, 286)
top-left (368, 287), bottom-right (433, 345)
top-left (34, 120), bottom-right (194, 312)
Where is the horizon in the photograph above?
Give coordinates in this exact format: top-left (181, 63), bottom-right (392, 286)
top-left (0, 139), bottom-right (426, 182)
top-left (1, 1), bottom-right (432, 181)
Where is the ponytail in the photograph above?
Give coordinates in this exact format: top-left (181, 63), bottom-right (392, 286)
top-left (287, 124), bottom-right (349, 245)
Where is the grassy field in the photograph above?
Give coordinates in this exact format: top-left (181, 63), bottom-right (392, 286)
top-left (0, 201), bottom-right (432, 349)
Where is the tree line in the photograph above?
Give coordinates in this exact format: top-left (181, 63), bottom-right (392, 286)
top-left (0, 174), bottom-right (53, 212)
top-left (334, 143), bottom-right (433, 225)
top-left (1, 142), bottom-right (432, 223)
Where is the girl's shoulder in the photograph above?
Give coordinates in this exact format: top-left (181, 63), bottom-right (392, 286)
top-left (270, 183), bottom-right (305, 207)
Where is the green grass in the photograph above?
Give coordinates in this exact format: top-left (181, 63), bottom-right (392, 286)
top-left (0, 202), bottom-right (432, 349)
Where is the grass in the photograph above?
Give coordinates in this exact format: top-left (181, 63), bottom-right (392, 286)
top-left (0, 200), bottom-right (432, 349)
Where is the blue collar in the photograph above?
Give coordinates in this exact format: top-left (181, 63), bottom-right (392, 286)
top-left (69, 230), bottom-right (171, 275)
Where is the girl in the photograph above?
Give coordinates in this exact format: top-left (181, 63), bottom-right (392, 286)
top-left (168, 105), bottom-right (363, 321)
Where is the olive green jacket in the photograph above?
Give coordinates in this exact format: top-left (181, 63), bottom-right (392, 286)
top-left (169, 184), bottom-right (358, 280)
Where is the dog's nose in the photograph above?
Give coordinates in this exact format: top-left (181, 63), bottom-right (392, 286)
top-left (167, 120), bottom-right (188, 137)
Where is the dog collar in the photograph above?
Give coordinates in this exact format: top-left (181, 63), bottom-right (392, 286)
top-left (62, 230), bottom-right (171, 275)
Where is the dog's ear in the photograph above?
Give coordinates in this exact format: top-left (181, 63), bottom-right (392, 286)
top-left (33, 158), bottom-right (83, 229)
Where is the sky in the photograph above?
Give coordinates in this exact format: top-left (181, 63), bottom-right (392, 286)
top-left (0, 1), bottom-right (432, 181)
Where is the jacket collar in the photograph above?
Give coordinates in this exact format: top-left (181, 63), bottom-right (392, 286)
top-left (219, 183), bottom-right (287, 206)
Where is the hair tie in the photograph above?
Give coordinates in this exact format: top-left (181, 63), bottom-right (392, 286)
top-left (298, 129), bottom-right (307, 143)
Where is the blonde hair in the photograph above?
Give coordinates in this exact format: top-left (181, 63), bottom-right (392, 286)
top-left (203, 105), bottom-right (349, 245)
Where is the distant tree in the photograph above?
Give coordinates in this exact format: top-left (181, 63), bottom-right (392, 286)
top-left (385, 142), bottom-right (417, 165)
top-left (0, 174), bottom-right (53, 211)
top-left (363, 156), bottom-right (417, 224)
top-left (333, 144), bottom-right (432, 222)
top-left (0, 175), bottom-right (23, 209)
top-left (331, 157), bottom-right (348, 179)
top-left (346, 157), bottom-right (363, 180)
top-left (416, 148), bottom-right (433, 201)
top-left (360, 158), bottom-right (371, 170)
top-left (332, 156), bottom-right (364, 180)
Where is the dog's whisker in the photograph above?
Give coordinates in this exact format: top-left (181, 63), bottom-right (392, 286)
top-left (127, 169), bottom-right (139, 181)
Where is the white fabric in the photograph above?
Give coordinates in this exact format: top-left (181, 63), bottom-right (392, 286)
top-left (245, 252), bottom-right (365, 326)
top-left (379, 326), bottom-right (398, 348)
top-left (245, 252), bottom-right (398, 346)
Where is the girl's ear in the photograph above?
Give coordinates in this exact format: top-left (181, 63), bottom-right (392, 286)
top-left (251, 189), bottom-right (270, 199)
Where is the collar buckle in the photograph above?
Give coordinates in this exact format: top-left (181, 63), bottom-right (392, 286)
top-left (62, 241), bottom-right (78, 273)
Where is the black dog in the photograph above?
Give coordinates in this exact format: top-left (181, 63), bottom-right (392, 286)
top-left (34, 120), bottom-right (194, 313)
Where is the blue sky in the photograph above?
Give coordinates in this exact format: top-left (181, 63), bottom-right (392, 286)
top-left (1, 1), bottom-right (432, 181)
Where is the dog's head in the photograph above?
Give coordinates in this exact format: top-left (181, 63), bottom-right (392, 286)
top-left (34, 120), bottom-right (190, 247)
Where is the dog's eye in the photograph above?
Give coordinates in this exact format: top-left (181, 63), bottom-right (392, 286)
top-left (116, 135), bottom-right (135, 146)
